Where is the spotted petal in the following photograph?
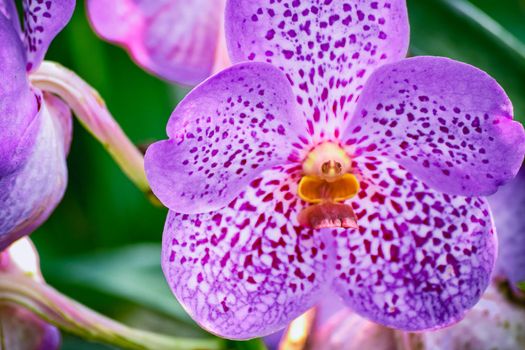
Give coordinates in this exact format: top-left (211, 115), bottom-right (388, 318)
top-left (0, 11), bottom-right (40, 177)
top-left (345, 56), bottom-right (525, 197)
top-left (145, 62), bottom-right (307, 214)
top-left (332, 156), bottom-right (496, 331)
top-left (87, 0), bottom-right (225, 85)
top-left (489, 167), bottom-right (525, 291)
top-left (0, 93), bottom-right (70, 251)
top-left (226, 0), bottom-right (409, 139)
top-left (22, 0), bottom-right (76, 72)
top-left (162, 167), bottom-right (334, 339)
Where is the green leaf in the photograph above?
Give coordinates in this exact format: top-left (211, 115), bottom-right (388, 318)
top-left (43, 244), bottom-right (193, 324)
top-left (408, 0), bottom-right (525, 124)
top-left (518, 282), bottom-right (525, 293)
top-left (225, 339), bottom-right (268, 350)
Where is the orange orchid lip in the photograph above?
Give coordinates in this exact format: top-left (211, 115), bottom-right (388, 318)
top-left (298, 174), bottom-right (360, 204)
top-left (297, 142), bottom-right (360, 229)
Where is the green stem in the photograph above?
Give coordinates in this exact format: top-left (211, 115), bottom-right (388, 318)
top-left (29, 61), bottom-right (151, 195)
top-left (0, 273), bottom-right (223, 350)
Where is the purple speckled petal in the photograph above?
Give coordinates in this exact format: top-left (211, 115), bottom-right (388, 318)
top-left (489, 167), bottom-right (525, 290)
top-left (87, 0), bottom-right (225, 85)
top-left (345, 56), bottom-right (525, 197)
top-left (145, 62), bottom-right (307, 214)
top-left (22, 0), bottom-right (76, 72)
top-left (162, 167), bottom-right (334, 339)
top-left (0, 12), bottom-right (40, 177)
top-left (0, 305), bottom-right (61, 350)
top-left (332, 156), bottom-right (496, 331)
top-left (225, 0), bottom-right (409, 139)
top-left (0, 93), bottom-right (70, 251)
top-left (413, 285), bottom-right (525, 350)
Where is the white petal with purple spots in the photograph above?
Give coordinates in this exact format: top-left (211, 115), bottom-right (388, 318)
top-left (162, 167), bottom-right (334, 339)
top-left (226, 0), bottom-right (409, 139)
top-left (145, 62), bottom-right (308, 214)
top-left (332, 156), bottom-right (496, 331)
top-left (345, 56), bottom-right (525, 196)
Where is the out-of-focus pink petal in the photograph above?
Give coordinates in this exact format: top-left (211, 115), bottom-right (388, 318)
top-left (87, 0), bottom-right (226, 85)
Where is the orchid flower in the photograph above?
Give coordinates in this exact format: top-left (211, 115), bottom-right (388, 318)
top-left (0, 0), bottom-right (149, 251)
top-left (0, 0), bottom-right (75, 251)
top-left (0, 239), bottom-right (61, 350)
top-left (145, 0), bottom-right (525, 339)
top-left (86, 0), bottom-right (230, 85)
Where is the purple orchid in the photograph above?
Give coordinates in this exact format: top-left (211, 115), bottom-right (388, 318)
top-left (86, 0), bottom-right (230, 85)
top-left (144, 0), bottom-right (525, 339)
top-left (0, 238), bottom-right (61, 350)
top-left (0, 0), bottom-right (75, 251)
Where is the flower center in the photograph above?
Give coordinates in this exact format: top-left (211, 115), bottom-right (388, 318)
top-left (297, 142), bottom-right (359, 229)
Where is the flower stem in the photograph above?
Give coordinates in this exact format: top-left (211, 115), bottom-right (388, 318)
top-left (29, 61), bottom-right (150, 195)
top-left (0, 273), bottom-right (223, 350)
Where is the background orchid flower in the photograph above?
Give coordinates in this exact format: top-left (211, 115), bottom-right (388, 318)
top-left (0, 0), bottom-right (75, 251)
top-left (0, 238), bottom-right (61, 350)
top-left (145, 0), bottom-right (525, 340)
top-left (86, 0), bottom-right (230, 85)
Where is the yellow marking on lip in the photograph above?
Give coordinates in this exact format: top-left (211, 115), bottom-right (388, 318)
top-left (298, 173), bottom-right (360, 204)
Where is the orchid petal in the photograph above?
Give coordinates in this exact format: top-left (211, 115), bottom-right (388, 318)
top-left (0, 305), bottom-right (61, 350)
top-left (0, 0), bottom-right (21, 33)
top-left (22, 0), bottom-right (75, 72)
top-left (415, 285), bottom-right (525, 350)
top-left (345, 56), bottom-right (525, 197)
top-left (0, 12), bottom-right (39, 177)
top-left (162, 167), bottom-right (334, 339)
top-left (332, 156), bottom-right (496, 331)
top-left (0, 93), bottom-right (70, 251)
top-left (87, 0), bottom-right (225, 85)
top-left (225, 0), bottom-right (409, 139)
top-left (489, 167), bottom-right (525, 291)
top-left (145, 62), bottom-right (307, 214)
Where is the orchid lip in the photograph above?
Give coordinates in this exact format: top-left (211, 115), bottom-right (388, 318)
top-left (298, 142), bottom-right (359, 229)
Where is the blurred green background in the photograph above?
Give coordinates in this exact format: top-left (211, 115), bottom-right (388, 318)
top-left (32, 0), bottom-right (525, 348)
